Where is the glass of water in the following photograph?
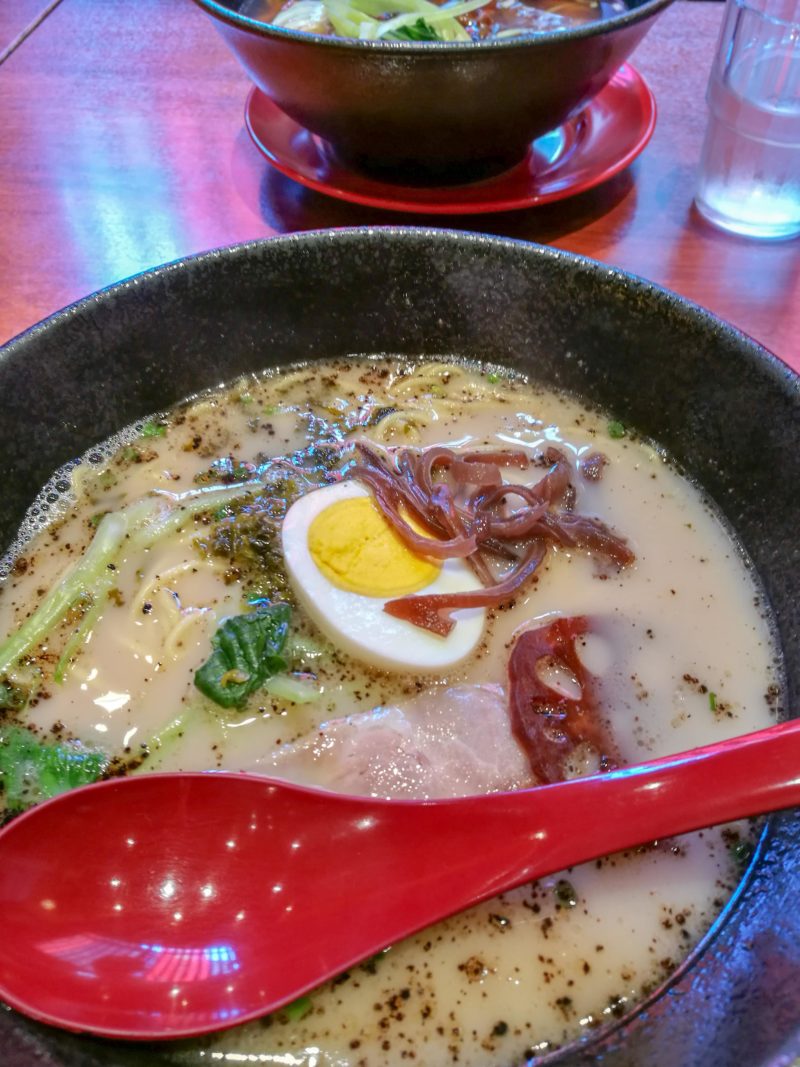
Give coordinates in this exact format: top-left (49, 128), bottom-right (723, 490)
top-left (694, 0), bottom-right (800, 240)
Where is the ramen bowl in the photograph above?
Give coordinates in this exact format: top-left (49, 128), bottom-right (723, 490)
top-left (0, 229), bottom-right (798, 1067)
top-left (190, 0), bottom-right (672, 181)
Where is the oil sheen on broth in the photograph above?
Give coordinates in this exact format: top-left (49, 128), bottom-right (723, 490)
top-left (0, 359), bottom-right (780, 1066)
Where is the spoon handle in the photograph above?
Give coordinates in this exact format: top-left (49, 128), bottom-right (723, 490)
top-left (402, 716), bottom-right (800, 915)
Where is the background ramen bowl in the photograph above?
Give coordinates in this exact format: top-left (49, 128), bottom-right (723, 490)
top-left (190, 0), bottom-right (673, 182)
top-left (0, 228), bottom-right (798, 1066)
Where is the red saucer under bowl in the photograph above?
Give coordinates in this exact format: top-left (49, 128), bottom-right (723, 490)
top-left (245, 63), bottom-right (655, 215)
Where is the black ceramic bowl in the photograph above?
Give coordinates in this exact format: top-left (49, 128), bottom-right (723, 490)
top-left (190, 0), bottom-right (672, 181)
top-left (0, 228), bottom-right (798, 1067)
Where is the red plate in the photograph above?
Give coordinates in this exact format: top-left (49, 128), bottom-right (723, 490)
top-left (245, 63), bottom-right (655, 215)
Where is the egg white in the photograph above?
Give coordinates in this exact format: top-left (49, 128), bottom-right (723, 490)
top-left (281, 481), bottom-right (485, 672)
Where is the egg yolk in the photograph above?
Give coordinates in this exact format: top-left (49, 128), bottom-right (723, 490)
top-left (308, 497), bottom-right (440, 597)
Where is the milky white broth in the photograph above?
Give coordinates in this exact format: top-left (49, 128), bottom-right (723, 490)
top-left (0, 358), bottom-right (781, 1064)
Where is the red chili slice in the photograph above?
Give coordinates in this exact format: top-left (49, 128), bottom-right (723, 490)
top-left (508, 617), bottom-right (620, 783)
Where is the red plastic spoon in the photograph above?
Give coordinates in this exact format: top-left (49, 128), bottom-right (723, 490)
top-left (0, 716), bottom-right (799, 1042)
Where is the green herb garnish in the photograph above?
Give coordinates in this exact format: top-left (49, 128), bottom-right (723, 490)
top-left (386, 16), bottom-right (441, 39)
top-left (607, 420), bottom-right (626, 440)
top-left (708, 691), bottom-right (717, 712)
top-left (140, 421), bottom-right (167, 438)
top-left (194, 603), bottom-right (291, 709)
top-left (281, 995), bottom-right (313, 1022)
top-left (487, 372), bottom-right (500, 384)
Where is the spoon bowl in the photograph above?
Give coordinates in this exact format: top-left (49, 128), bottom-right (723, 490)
top-left (0, 715), bottom-right (798, 1041)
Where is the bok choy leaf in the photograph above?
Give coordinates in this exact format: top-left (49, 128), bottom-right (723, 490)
top-left (194, 603), bottom-right (291, 709)
top-left (0, 726), bottom-right (109, 814)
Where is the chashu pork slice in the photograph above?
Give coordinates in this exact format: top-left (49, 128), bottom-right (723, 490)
top-left (246, 684), bottom-right (536, 799)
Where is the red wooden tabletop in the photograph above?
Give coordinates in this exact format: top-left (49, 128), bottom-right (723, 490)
top-left (1, 0), bottom-right (797, 368)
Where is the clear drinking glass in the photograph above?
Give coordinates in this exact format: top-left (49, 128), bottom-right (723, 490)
top-left (694, 0), bottom-right (800, 240)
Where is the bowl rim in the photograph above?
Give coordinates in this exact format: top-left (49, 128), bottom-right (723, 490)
top-left (188, 0), bottom-right (674, 52)
top-left (0, 227), bottom-right (789, 377)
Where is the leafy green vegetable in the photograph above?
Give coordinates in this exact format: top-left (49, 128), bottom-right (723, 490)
top-left (196, 504), bottom-right (293, 603)
top-left (0, 484), bottom-right (258, 685)
top-left (195, 603), bottom-right (291, 709)
top-left (194, 476), bottom-right (306, 603)
top-left (0, 509), bottom-right (129, 681)
top-left (607, 420), bottom-right (626, 439)
top-left (0, 682), bottom-right (25, 711)
top-left (54, 592), bottom-right (108, 684)
top-left (386, 16), bottom-right (441, 39)
top-left (140, 421), bottom-right (167, 438)
top-left (0, 726), bottom-right (109, 813)
top-left (281, 994), bottom-right (313, 1022)
top-left (194, 456), bottom-right (259, 486)
top-left (263, 673), bottom-right (321, 704)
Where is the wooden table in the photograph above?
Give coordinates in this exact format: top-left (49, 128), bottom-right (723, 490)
top-left (1, 0), bottom-right (798, 369)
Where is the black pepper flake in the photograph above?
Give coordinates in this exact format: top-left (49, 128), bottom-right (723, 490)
top-left (489, 913), bottom-right (511, 930)
top-left (554, 879), bottom-right (578, 908)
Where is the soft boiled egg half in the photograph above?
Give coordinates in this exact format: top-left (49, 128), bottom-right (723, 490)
top-left (281, 480), bottom-right (485, 671)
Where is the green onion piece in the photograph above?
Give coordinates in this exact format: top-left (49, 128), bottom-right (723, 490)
top-left (53, 589), bottom-right (111, 684)
top-left (324, 0), bottom-right (364, 35)
top-left (263, 673), bottom-right (321, 704)
top-left (375, 0), bottom-right (485, 39)
top-left (0, 510), bottom-right (130, 680)
top-left (282, 995), bottom-right (313, 1021)
top-left (288, 633), bottom-right (330, 661)
top-left (386, 17), bottom-right (442, 39)
top-left (273, 0), bottom-right (330, 29)
top-left (607, 420), bottom-right (626, 439)
top-left (140, 421), bottom-right (167, 438)
top-left (127, 482), bottom-right (264, 553)
top-left (708, 691), bottom-right (717, 712)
